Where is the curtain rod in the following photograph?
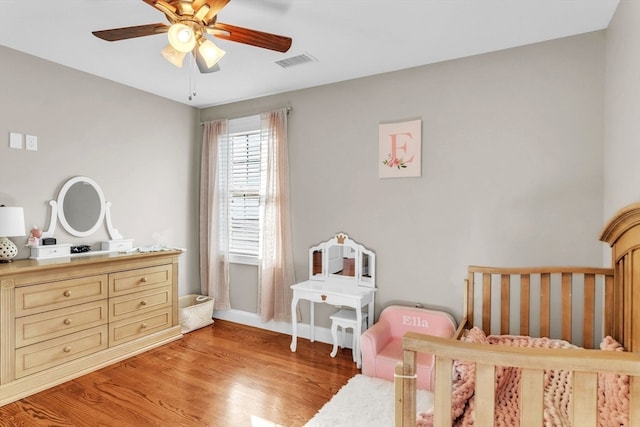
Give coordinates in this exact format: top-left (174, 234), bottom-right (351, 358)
top-left (200, 106), bottom-right (292, 126)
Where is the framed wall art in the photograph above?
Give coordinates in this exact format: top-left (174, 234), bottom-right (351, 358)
top-left (378, 119), bottom-right (421, 178)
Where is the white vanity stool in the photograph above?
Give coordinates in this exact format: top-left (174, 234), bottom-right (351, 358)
top-left (330, 308), bottom-right (368, 362)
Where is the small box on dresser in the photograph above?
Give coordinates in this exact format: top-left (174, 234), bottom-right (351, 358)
top-left (29, 244), bottom-right (71, 260)
top-left (101, 239), bottom-right (134, 252)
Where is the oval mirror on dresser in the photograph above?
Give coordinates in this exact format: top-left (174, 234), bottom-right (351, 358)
top-left (58, 176), bottom-right (106, 237)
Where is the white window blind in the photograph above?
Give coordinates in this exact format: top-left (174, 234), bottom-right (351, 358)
top-left (227, 115), bottom-right (266, 262)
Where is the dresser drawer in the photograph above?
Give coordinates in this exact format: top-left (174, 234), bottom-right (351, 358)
top-left (109, 285), bottom-right (172, 322)
top-left (109, 264), bottom-right (172, 297)
top-left (15, 325), bottom-right (108, 379)
top-left (15, 275), bottom-right (109, 317)
top-left (15, 300), bottom-right (108, 348)
top-left (109, 308), bottom-right (172, 347)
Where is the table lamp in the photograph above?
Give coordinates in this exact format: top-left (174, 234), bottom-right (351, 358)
top-left (0, 205), bottom-right (26, 263)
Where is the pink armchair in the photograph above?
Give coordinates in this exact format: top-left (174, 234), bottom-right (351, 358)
top-left (360, 305), bottom-right (456, 390)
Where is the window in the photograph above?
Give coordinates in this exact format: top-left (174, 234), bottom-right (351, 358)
top-left (225, 115), bottom-right (267, 264)
top-left (202, 109), bottom-right (291, 318)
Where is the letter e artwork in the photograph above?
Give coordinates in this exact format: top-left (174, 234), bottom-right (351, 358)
top-left (378, 119), bottom-right (422, 178)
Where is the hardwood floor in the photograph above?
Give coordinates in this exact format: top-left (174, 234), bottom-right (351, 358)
top-left (0, 320), bottom-right (359, 427)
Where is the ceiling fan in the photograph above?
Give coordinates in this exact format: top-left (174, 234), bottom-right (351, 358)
top-left (92, 0), bottom-right (293, 73)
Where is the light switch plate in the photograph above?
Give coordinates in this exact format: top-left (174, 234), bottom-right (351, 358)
top-left (26, 134), bottom-right (38, 151)
top-left (9, 132), bottom-right (23, 149)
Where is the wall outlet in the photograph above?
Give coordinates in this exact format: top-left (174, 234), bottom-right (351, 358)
top-left (9, 132), bottom-right (23, 149)
top-left (26, 134), bottom-right (38, 151)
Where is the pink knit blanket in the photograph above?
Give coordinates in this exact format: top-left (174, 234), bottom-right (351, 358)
top-left (415, 328), bottom-right (629, 427)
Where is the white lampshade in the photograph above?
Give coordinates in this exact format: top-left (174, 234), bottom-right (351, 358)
top-left (196, 38), bottom-right (225, 69)
top-left (161, 44), bottom-right (187, 68)
top-left (167, 23), bottom-right (196, 53)
top-left (0, 206), bottom-right (25, 263)
top-left (0, 206), bottom-right (26, 237)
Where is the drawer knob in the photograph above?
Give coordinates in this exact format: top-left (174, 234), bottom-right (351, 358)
top-left (63, 346), bottom-right (71, 353)
top-left (63, 290), bottom-right (71, 297)
top-left (63, 318), bottom-right (72, 325)
top-left (140, 277), bottom-right (148, 283)
top-left (140, 300), bottom-right (148, 306)
top-left (141, 323), bottom-right (148, 329)
top-left (321, 294), bottom-right (327, 301)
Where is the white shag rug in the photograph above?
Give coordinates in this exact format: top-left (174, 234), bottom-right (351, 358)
top-left (305, 374), bottom-right (433, 427)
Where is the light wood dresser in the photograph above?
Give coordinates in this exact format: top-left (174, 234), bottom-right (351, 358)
top-left (0, 250), bottom-right (183, 406)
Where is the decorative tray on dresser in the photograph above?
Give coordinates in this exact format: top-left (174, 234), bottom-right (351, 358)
top-left (0, 250), bottom-right (183, 406)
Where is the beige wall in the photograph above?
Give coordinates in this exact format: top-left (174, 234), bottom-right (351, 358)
top-left (201, 31), bottom-right (607, 326)
top-left (603, 0), bottom-right (640, 220)
top-left (0, 45), bottom-right (201, 295)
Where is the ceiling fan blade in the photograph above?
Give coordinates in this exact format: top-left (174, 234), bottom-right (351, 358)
top-left (211, 22), bottom-right (292, 53)
top-left (194, 0), bottom-right (231, 23)
top-left (142, 0), bottom-right (179, 21)
top-left (92, 23), bottom-right (170, 42)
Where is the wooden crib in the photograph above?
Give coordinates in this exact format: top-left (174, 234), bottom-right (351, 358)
top-left (395, 202), bottom-right (640, 427)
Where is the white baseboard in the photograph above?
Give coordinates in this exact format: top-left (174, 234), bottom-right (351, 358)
top-left (212, 309), bottom-right (354, 349)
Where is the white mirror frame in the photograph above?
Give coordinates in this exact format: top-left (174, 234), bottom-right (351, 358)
top-left (58, 176), bottom-right (105, 237)
top-left (41, 176), bottom-right (123, 240)
top-left (308, 233), bottom-right (376, 288)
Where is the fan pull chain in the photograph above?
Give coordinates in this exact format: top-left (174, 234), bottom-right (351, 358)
top-left (188, 55), bottom-right (197, 101)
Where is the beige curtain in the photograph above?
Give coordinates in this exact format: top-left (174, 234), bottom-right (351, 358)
top-left (200, 119), bottom-right (230, 311)
top-left (258, 109), bottom-right (297, 322)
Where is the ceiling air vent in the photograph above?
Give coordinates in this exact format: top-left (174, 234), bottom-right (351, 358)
top-left (274, 52), bottom-right (317, 68)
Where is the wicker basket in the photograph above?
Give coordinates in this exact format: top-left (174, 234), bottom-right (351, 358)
top-left (178, 294), bottom-right (215, 333)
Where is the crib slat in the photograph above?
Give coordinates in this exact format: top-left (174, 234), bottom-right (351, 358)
top-left (520, 368), bottom-right (544, 427)
top-left (500, 274), bottom-right (510, 335)
top-left (394, 365), bottom-right (402, 427)
top-left (482, 273), bottom-right (491, 335)
top-left (583, 274), bottom-right (595, 348)
top-left (475, 363), bottom-right (495, 425)
top-left (572, 371), bottom-right (597, 427)
top-left (540, 273), bottom-right (550, 337)
top-left (401, 350), bottom-right (417, 427)
top-left (604, 270), bottom-right (615, 339)
top-left (631, 376), bottom-right (640, 427)
top-left (433, 357), bottom-right (453, 427)
top-left (466, 272), bottom-right (475, 326)
top-left (562, 273), bottom-right (572, 342)
top-left (624, 254), bottom-right (632, 350)
top-left (631, 249), bottom-right (640, 350)
top-left (463, 278), bottom-right (471, 327)
top-left (520, 274), bottom-right (530, 336)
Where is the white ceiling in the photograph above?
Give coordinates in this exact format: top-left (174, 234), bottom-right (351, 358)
top-left (0, 0), bottom-right (620, 108)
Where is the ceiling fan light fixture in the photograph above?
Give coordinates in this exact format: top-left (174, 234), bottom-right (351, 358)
top-left (161, 44), bottom-right (187, 68)
top-left (168, 23), bottom-right (196, 52)
top-left (197, 38), bottom-right (226, 69)
top-left (93, 0), bottom-right (293, 75)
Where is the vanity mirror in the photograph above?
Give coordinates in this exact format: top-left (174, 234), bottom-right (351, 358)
top-left (309, 233), bottom-right (375, 287)
top-left (58, 176), bottom-right (106, 237)
top-left (31, 176), bottom-right (131, 260)
top-left (42, 176), bottom-right (123, 240)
